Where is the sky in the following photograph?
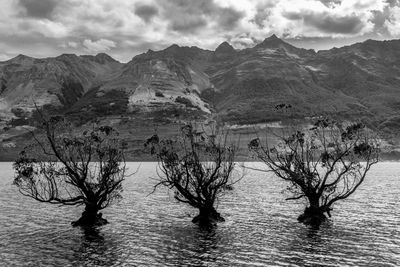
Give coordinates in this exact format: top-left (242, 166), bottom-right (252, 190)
top-left (0, 0), bottom-right (399, 62)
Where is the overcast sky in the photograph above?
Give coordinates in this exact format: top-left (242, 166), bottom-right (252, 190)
top-left (0, 0), bottom-right (399, 62)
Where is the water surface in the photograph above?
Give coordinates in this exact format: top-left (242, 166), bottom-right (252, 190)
top-left (0, 162), bottom-right (399, 266)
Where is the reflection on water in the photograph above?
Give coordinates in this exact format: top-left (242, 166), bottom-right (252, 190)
top-left (1, 162), bottom-right (400, 266)
top-left (74, 227), bottom-right (113, 266)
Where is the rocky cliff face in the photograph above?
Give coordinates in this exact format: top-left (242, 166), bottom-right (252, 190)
top-left (99, 45), bottom-right (214, 114)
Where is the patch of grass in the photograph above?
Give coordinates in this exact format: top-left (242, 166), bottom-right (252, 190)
top-left (66, 88), bottom-right (129, 125)
top-left (58, 78), bottom-right (84, 106)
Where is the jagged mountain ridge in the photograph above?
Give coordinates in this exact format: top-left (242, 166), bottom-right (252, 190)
top-left (1, 35), bottom-right (400, 131)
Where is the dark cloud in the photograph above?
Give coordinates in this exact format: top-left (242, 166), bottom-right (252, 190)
top-left (250, 2), bottom-right (276, 29)
top-left (171, 15), bottom-right (207, 32)
top-left (310, 14), bottom-right (363, 34)
top-left (18, 0), bottom-right (58, 19)
top-left (284, 11), bottom-right (364, 34)
top-left (318, 0), bottom-right (342, 7)
top-left (156, 0), bottom-right (243, 33)
top-left (371, 10), bottom-right (387, 28)
top-left (371, 9), bottom-right (390, 34)
top-left (134, 4), bottom-right (159, 22)
top-left (385, 0), bottom-right (400, 7)
top-left (370, 1), bottom-right (400, 36)
top-left (79, 12), bottom-right (125, 28)
top-left (284, 12), bottom-right (303, 20)
top-left (218, 7), bottom-right (244, 30)
top-left (1, 0), bottom-right (397, 63)
top-left (251, 9), bottom-right (271, 28)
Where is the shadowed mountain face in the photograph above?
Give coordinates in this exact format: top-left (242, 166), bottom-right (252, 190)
top-left (1, 36), bottom-right (400, 158)
top-left (205, 36), bottom-right (400, 129)
top-left (0, 53), bottom-right (123, 121)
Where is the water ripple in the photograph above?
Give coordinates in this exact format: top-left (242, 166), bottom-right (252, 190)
top-left (1, 162), bottom-right (400, 266)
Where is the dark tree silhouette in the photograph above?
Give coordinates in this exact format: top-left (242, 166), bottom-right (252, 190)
top-left (13, 112), bottom-right (127, 227)
top-left (249, 119), bottom-right (379, 225)
top-left (146, 124), bottom-right (241, 225)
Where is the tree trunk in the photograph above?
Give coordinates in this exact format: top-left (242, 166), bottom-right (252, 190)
top-left (71, 203), bottom-right (108, 227)
top-left (192, 206), bottom-right (225, 225)
top-left (297, 196), bottom-right (327, 226)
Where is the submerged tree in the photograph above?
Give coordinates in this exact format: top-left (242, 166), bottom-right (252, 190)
top-left (249, 118), bottom-right (379, 225)
top-left (146, 124), bottom-right (241, 225)
top-left (13, 112), bottom-right (127, 227)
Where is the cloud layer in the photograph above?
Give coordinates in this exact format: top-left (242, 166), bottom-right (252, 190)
top-left (0, 0), bottom-right (398, 62)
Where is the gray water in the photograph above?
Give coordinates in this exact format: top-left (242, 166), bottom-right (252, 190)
top-left (0, 162), bottom-right (399, 266)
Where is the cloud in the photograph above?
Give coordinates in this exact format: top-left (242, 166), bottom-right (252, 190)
top-left (18, 0), bottom-right (58, 19)
top-left (251, 7), bottom-right (271, 29)
top-left (284, 11), bottom-right (364, 34)
top-left (83, 39), bottom-right (116, 53)
top-left (386, 0), bottom-right (400, 7)
top-left (228, 33), bottom-right (258, 48)
top-left (217, 7), bottom-right (244, 30)
top-left (256, 0), bottom-right (387, 38)
top-left (0, 0), bottom-right (398, 62)
top-left (67, 41), bottom-right (78, 48)
top-left (134, 4), bottom-right (158, 22)
top-left (311, 14), bottom-right (364, 34)
top-left (384, 6), bottom-right (400, 36)
top-left (0, 53), bottom-right (12, 61)
top-left (318, 0), bottom-right (342, 7)
top-left (370, 9), bottom-right (390, 34)
top-left (171, 16), bottom-right (207, 33)
top-left (155, 0), bottom-right (244, 33)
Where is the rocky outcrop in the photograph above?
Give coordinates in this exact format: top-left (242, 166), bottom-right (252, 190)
top-left (99, 44), bottom-right (214, 114)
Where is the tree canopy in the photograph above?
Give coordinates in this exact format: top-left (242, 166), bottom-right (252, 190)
top-left (146, 123), bottom-right (241, 224)
top-left (13, 113), bottom-right (127, 226)
top-left (249, 118), bottom-right (380, 224)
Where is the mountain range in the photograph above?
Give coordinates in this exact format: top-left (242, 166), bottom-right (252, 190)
top-left (1, 35), bottom-right (400, 160)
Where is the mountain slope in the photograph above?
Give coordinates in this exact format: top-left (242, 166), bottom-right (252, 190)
top-left (200, 36), bottom-right (400, 128)
top-left (2, 36), bottom-right (400, 159)
top-left (99, 46), bottom-right (214, 114)
top-left (0, 53), bottom-right (123, 121)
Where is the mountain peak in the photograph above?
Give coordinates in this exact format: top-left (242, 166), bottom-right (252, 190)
top-left (8, 54), bottom-right (34, 63)
top-left (256, 34), bottom-right (287, 48)
top-left (12, 54), bottom-right (32, 60)
top-left (95, 53), bottom-right (118, 63)
top-left (79, 53), bottom-right (119, 64)
top-left (57, 53), bottom-right (79, 60)
top-left (166, 44), bottom-right (180, 50)
top-left (215, 41), bottom-right (235, 54)
top-left (161, 44), bottom-right (182, 55)
top-left (268, 34), bottom-right (279, 40)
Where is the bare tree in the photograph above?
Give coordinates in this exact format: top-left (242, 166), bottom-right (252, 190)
top-left (146, 124), bottom-right (241, 225)
top-left (13, 112), bottom-right (127, 227)
top-left (249, 118), bottom-right (379, 225)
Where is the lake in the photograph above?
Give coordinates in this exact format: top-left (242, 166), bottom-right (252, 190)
top-left (0, 162), bottom-right (399, 266)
